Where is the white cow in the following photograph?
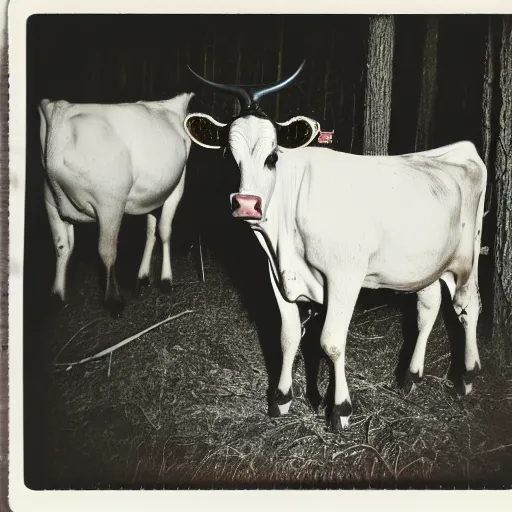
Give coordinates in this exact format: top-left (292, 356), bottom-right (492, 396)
top-left (39, 92), bottom-right (195, 316)
top-left (184, 63), bottom-right (487, 431)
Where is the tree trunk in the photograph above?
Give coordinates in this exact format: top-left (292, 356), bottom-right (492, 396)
top-left (212, 31), bottom-right (217, 110)
top-left (482, 16), bottom-right (495, 169)
top-left (203, 32), bottom-right (208, 78)
top-left (233, 32), bottom-right (242, 116)
top-left (275, 27), bottom-right (284, 119)
top-left (323, 33), bottom-right (336, 125)
top-left (415, 16), bottom-right (439, 152)
top-left (363, 15), bottom-right (395, 156)
top-left (175, 46), bottom-right (180, 86)
top-left (349, 88), bottom-right (357, 154)
top-left (120, 59), bottom-right (127, 92)
top-left (493, 16), bottom-right (512, 350)
top-left (143, 58), bottom-right (148, 97)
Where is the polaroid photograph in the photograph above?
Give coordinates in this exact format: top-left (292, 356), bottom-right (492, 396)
top-left (6, 0), bottom-right (512, 509)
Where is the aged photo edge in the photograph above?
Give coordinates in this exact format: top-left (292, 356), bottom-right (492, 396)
top-left (6, 0), bottom-right (512, 510)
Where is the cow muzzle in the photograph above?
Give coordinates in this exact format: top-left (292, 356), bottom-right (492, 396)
top-left (231, 193), bottom-right (263, 220)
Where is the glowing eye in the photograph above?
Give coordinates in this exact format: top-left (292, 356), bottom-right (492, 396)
top-left (265, 152), bottom-right (278, 169)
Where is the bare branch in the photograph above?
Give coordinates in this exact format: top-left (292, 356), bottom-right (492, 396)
top-left (55, 310), bottom-right (194, 370)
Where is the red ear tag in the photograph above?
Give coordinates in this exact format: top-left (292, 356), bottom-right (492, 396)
top-left (318, 131), bottom-right (334, 144)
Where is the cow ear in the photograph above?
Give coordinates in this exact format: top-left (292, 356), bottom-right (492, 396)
top-left (276, 116), bottom-right (320, 150)
top-left (184, 113), bottom-right (228, 149)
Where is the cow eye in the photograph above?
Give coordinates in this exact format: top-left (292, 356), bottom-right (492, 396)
top-left (265, 152), bottom-right (278, 169)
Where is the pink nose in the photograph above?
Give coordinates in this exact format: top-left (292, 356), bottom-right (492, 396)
top-left (231, 194), bottom-right (263, 220)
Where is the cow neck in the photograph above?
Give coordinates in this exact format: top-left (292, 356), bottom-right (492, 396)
top-left (253, 156), bottom-right (305, 304)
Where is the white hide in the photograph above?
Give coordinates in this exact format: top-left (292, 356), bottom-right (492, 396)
top-left (39, 92), bottom-right (194, 301)
top-left (228, 116), bottom-right (486, 427)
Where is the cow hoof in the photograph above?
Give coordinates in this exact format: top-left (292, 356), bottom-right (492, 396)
top-left (461, 364), bottom-right (480, 396)
top-left (463, 362), bottom-right (481, 385)
top-left (48, 293), bottom-right (65, 313)
top-left (160, 279), bottom-right (172, 294)
top-left (462, 382), bottom-right (473, 395)
top-left (277, 401), bottom-right (292, 415)
top-left (268, 388), bottom-right (293, 417)
top-left (401, 369), bottom-right (422, 395)
top-left (329, 401), bottom-right (352, 432)
top-left (105, 298), bottom-right (125, 318)
top-left (450, 363), bottom-right (481, 396)
top-left (134, 276), bottom-right (150, 297)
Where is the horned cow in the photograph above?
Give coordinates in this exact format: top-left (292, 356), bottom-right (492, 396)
top-left (184, 63), bottom-right (486, 432)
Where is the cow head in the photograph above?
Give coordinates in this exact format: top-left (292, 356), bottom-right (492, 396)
top-left (184, 61), bottom-right (320, 224)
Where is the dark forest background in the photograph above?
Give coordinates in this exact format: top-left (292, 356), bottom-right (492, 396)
top-left (27, 15), bottom-right (489, 153)
top-left (25, 14), bottom-right (498, 333)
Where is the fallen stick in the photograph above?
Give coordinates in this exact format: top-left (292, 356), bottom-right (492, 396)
top-left (54, 310), bottom-right (194, 371)
top-left (473, 443), bottom-right (512, 456)
top-left (349, 331), bottom-right (386, 340)
top-left (355, 313), bottom-right (401, 327)
top-left (361, 304), bottom-right (388, 315)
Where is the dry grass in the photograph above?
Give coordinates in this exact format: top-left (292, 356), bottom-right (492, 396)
top-left (29, 246), bottom-right (512, 490)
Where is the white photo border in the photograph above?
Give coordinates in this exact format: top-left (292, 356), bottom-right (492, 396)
top-left (7, 0), bottom-right (512, 510)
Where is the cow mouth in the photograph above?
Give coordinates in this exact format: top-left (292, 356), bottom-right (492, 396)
top-left (234, 215), bottom-right (263, 221)
top-left (232, 211), bottom-right (262, 221)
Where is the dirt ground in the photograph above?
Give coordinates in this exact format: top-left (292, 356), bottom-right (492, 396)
top-left (22, 217), bottom-right (512, 490)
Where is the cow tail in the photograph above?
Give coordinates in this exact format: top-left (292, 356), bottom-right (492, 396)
top-left (38, 99), bottom-right (71, 170)
top-left (472, 159), bottom-right (488, 314)
top-left (38, 99), bottom-right (53, 166)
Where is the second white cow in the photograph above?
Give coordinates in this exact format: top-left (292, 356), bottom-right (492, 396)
top-left (39, 92), bottom-right (194, 316)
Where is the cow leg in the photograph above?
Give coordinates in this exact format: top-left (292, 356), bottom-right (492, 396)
top-left (97, 207), bottom-right (124, 318)
top-left (136, 213), bottom-right (157, 291)
top-left (321, 275), bottom-right (362, 432)
top-left (44, 181), bottom-right (75, 302)
top-left (268, 263), bottom-right (302, 417)
top-left (452, 276), bottom-right (481, 395)
top-left (403, 280), bottom-right (442, 394)
top-left (159, 168), bottom-right (187, 292)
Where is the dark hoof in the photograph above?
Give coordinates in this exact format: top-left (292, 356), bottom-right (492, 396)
top-left (456, 362), bottom-right (481, 396)
top-left (160, 279), bottom-right (172, 294)
top-left (268, 388), bottom-right (293, 418)
top-left (133, 276), bottom-right (150, 297)
top-left (463, 362), bottom-right (481, 385)
top-left (400, 369), bottom-right (422, 395)
top-left (48, 293), bottom-right (66, 313)
top-left (449, 362), bottom-right (480, 396)
top-left (329, 401), bottom-right (352, 432)
top-left (105, 297), bottom-right (125, 318)
top-left (451, 378), bottom-right (472, 396)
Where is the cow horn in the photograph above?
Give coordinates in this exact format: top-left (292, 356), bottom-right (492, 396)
top-left (187, 60), bottom-right (306, 111)
top-left (187, 65), bottom-right (252, 109)
top-left (251, 60), bottom-right (306, 102)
